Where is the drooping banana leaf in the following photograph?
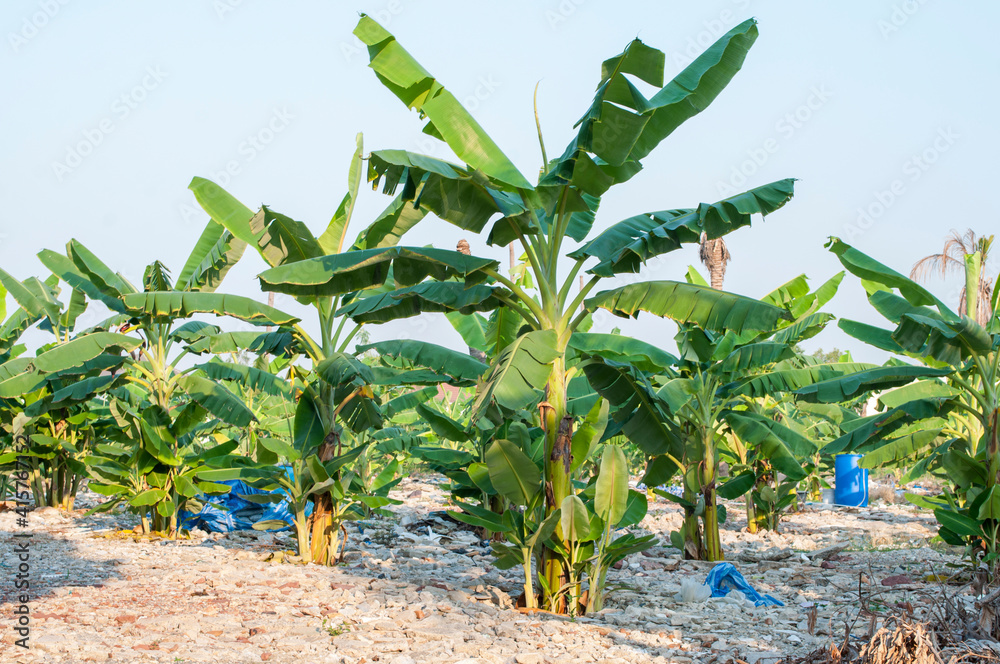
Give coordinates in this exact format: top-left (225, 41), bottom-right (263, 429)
top-left (258, 246), bottom-right (498, 298)
top-left (31, 332), bottom-right (141, 374)
top-left (175, 373), bottom-right (256, 428)
top-left (568, 332), bottom-right (677, 373)
top-left (122, 292), bottom-right (299, 327)
top-left (358, 339), bottom-right (487, 386)
top-left (571, 179), bottom-right (794, 276)
top-left (582, 358), bottom-right (680, 458)
top-left (826, 237), bottom-right (952, 313)
top-left (37, 249), bottom-right (128, 313)
top-left (367, 150), bottom-right (528, 236)
top-left (336, 282), bottom-right (501, 324)
top-left (197, 360), bottom-right (291, 397)
top-left (586, 281), bottom-right (791, 333)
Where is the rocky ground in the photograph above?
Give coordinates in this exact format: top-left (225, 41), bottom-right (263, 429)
top-left (0, 477), bottom-right (988, 664)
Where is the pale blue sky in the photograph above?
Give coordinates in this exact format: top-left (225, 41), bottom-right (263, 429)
top-left (3, 0), bottom-right (997, 361)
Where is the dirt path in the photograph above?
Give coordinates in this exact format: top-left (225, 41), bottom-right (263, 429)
top-left (0, 479), bottom-right (968, 663)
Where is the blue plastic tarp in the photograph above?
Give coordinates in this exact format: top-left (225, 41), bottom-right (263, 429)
top-left (705, 562), bottom-right (784, 607)
top-left (179, 467), bottom-right (310, 533)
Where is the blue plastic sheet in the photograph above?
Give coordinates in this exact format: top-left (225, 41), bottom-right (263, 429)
top-left (705, 562), bottom-right (784, 607)
top-left (179, 467), bottom-right (310, 533)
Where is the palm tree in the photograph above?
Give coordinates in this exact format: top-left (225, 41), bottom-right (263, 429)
top-left (699, 233), bottom-right (731, 289)
top-left (910, 229), bottom-right (994, 326)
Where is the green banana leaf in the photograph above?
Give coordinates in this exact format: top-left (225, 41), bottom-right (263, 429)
top-left (354, 15), bottom-right (531, 190)
top-left (472, 330), bottom-right (560, 415)
top-left (582, 359), bottom-right (681, 457)
top-left (568, 332), bottom-right (677, 373)
top-left (122, 292), bottom-right (299, 327)
top-left (258, 246), bottom-right (498, 298)
top-left (175, 220), bottom-right (247, 293)
top-left (595, 445), bottom-right (629, 525)
top-left (445, 311), bottom-right (489, 352)
top-left (367, 150), bottom-right (527, 235)
top-left (586, 281), bottom-right (791, 333)
top-left (486, 438), bottom-right (540, 506)
top-left (541, 20), bottom-right (760, 196)
top-left (571, 179), bottom-right (794, 276)
top-left (32, 332), bottom-right (140, 373)
top-left (359, 339), bottom-right (487, 386)
top-left (175, 373), bottom-right (256, 428)
top-left (337, 282), bottom-right (501, 324)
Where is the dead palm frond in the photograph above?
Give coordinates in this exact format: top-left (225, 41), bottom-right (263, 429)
top-left (910, 229), bottom-right (995, 326)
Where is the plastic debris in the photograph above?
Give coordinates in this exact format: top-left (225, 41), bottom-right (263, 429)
top-left (704, 562), bottom-right (784, 607)
top-left (676, 577), bottom-right (712, 603)
top-left (179, 467), bottom-right (309, 533)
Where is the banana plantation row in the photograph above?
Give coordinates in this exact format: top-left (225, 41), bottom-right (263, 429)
top-left (1, 15), bottom-right (997, 616)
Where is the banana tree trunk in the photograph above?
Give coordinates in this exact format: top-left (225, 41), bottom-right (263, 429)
top-left (702, 490), bottom-right (722, 561)
top-left (309, 431), bottom-right (341, 566)
top-left (294, 506), bottom-right (312, 563)
top-left (745, 494), bottom-right (758, 534)
top-left (701, 431), bottom-right (723, 561)
top-left (542, 356), bottom-right (572, 613)
top-left (310, 497), bottom-right (334, 564)
top-left (681, 478), bottom-right (703, 560)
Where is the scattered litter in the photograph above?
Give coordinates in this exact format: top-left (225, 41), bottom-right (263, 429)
top-left (179, 468), bottom-right (309, 533)
top-left (705, 562), bottom-right (784, 607)
top-left (676, 577), bottom-right (712, 603)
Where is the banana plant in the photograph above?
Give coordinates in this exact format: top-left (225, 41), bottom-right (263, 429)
top-left (187, 134), bottom-right (507, 563)
top-left (348, 13), bottom-right (797, 612)
top-left (85, 394), bottom-right (249, 533)
top-left (447, 434), bottom-right (650, 613)
top-left (807, 239), bottom-right (1000, 574)
top-left (0, 267), bottom-right (140, 510)
top-left (32, 231), bottom-right (298, 533)
top-left (585, 271), bottom-right (842, 559)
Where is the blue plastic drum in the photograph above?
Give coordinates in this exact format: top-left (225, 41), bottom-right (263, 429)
top-left (834, 454), bottom-right (868, 507)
